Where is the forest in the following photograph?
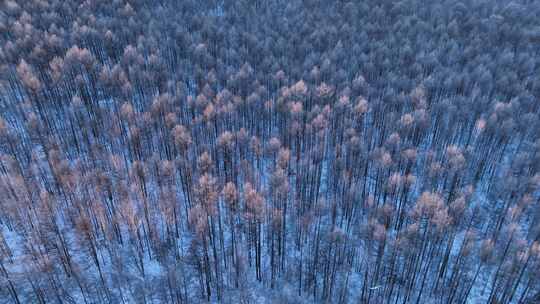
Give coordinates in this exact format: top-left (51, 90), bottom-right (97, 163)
top-left (1, 0), bottom-right (540, 303)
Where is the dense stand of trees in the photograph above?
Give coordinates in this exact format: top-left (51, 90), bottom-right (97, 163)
top-left (1, 0), bottom-right (540, 303)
